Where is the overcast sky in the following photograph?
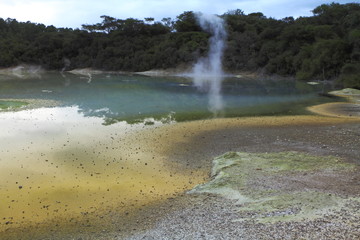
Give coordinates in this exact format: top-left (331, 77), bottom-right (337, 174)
top-left (0, 0), bottom-right (358, 28)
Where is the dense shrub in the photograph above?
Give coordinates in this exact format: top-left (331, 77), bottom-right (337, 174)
top-left (0, 3), bottom-right (359, 88)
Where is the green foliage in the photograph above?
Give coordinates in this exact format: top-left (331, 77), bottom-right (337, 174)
top-left (294, 38), bottom-right (349, 80)
top-left (174, 11), bottom-right (202, 32)
top-left (0, 3), bottom-right (359, 88)
top-left (338, 63), bottom-right (360, 88)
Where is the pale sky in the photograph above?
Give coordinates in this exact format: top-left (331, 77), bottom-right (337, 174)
top-left (0, 0), bottom-right (358, 29)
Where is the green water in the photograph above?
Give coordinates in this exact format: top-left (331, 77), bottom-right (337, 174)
top-left (0, 72), bottom-right (339, 123)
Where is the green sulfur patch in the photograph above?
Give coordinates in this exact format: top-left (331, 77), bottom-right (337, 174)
top-left (189, 151), bottom-right (357, 223)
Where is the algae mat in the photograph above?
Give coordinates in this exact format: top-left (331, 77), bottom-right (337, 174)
top-left (190, 151), bottom-right (360, 223)
top-left (0, 100), bottom-right (28, 110)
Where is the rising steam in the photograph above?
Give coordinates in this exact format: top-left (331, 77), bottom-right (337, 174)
top-left (192, 13), bottom-right (227, 114)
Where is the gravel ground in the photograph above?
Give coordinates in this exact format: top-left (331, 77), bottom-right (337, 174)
top-left (118, 120), bottom-right (360, 240)
top-left (118, 99), bottom-right (360, 240)
top-left (125, 194), bottom-right (360, 240)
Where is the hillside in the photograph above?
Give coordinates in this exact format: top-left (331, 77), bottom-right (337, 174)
top-left (0, 2), bottom-right (359, 88)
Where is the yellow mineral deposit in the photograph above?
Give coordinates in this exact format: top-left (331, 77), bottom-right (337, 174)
top-left (0, 107), bottom-right (205, 232)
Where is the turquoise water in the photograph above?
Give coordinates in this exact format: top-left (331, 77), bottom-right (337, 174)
top-left (0, 72), bottom-right (337, 124)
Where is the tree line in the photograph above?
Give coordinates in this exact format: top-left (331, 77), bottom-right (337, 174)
top-left (0, 2), bottom-right (359, 88)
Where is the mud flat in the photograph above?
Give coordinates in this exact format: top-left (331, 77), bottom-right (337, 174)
top-left (1, 92), bottom-right (359, 239)
top-left (2, 113), bottom-right (357, 239)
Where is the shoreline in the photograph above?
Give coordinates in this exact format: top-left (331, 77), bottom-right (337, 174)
top-left (308, 102), bottom-right (360, 118)
top-left (119, 112), bottom-right (360, 239)
top-left (307, 88), bottom-right (360, 118)
top-left (0, 65), bottom-right (276, 80)
top-left (0, 87), bottom-right (359, 239)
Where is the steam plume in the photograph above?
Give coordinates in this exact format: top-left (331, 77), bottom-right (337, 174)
top-left (192, 13), bottom-right (227, 114)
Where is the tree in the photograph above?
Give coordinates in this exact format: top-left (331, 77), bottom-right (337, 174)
top-left (161, 17), bottom-right (174, 31)
top-left (0, 3), bottom-right (359, 88)
top-left (144, 17), bottom-right (155, 23)
top-left (224, 9), bottom-right (244, 16)
top-left (174, 11), bottom-right (202, 32)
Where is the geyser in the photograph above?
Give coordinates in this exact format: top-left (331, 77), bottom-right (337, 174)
top-left (192, 13), bottom-right (227, 114)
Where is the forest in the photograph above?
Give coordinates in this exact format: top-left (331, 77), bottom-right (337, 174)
top-left (0, 2), bottom-right (359, 88)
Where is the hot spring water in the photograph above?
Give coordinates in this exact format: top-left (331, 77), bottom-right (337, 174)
top-left (0, 14), bottom-right (336, 235)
